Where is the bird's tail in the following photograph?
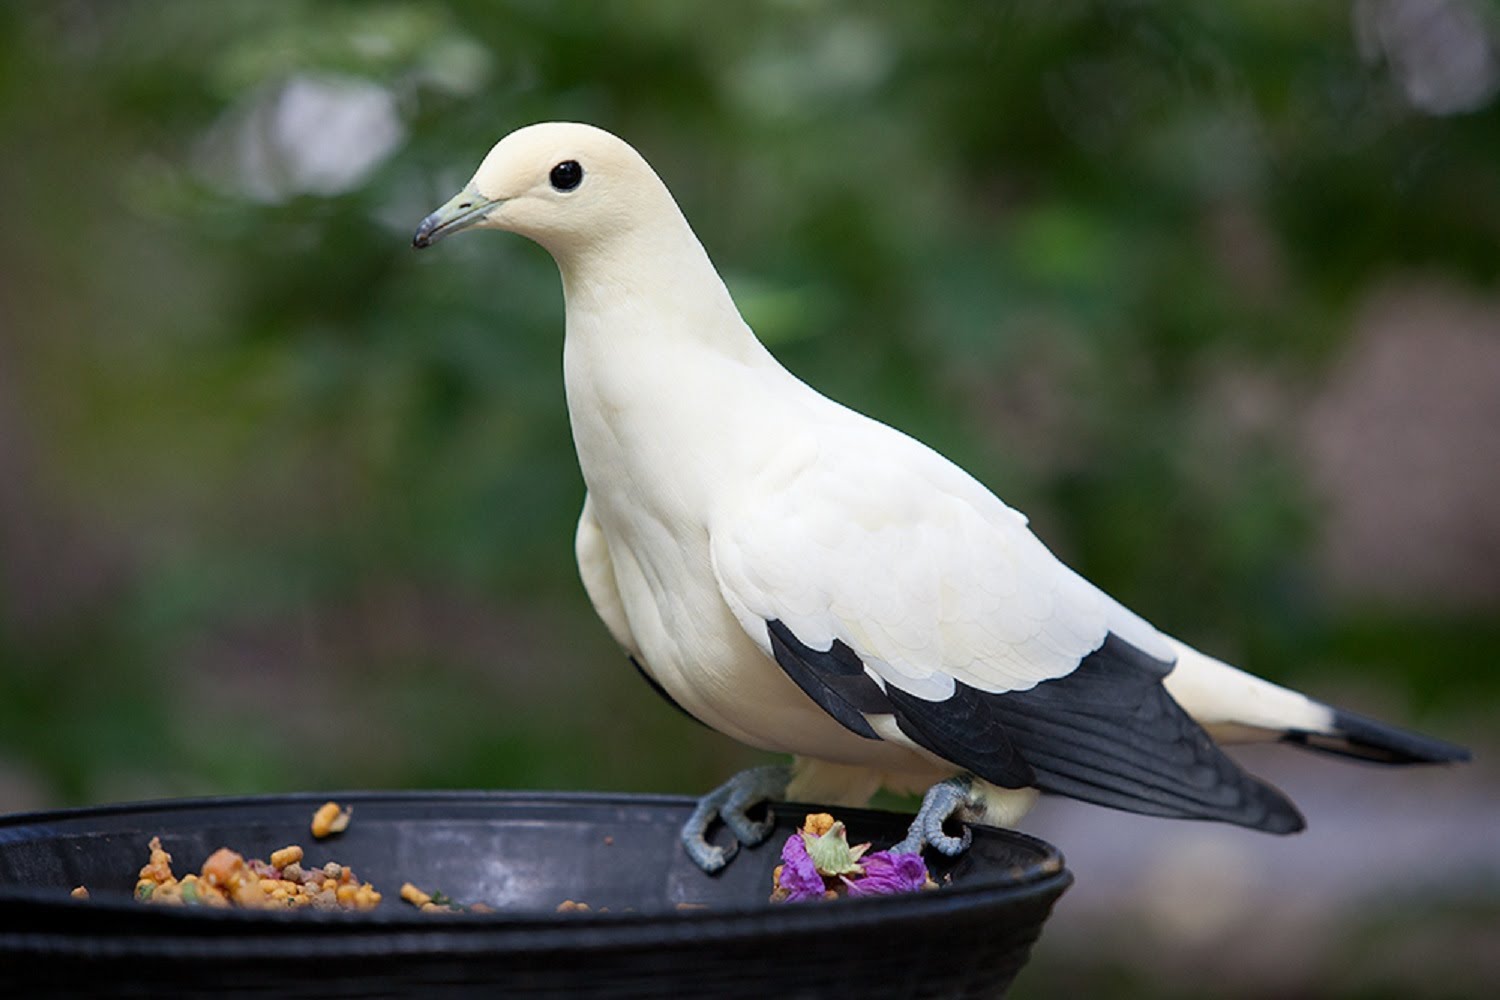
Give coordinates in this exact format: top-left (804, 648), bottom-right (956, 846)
top-left (1160, 639), bottom-right (1471, 765)
top-left (1279, 706), bottom-right (1471, 764)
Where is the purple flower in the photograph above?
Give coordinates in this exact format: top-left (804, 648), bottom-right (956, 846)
top-left (844, 851), bottom-right (930, 897)
top-left (777, 832), bottom-right (827, 901)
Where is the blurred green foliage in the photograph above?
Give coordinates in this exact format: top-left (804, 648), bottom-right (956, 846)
top-left (0, 0), bottom-right (1495, 815)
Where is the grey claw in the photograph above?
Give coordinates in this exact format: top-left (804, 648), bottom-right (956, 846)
top-left (680, 764), bottom-right (791, 874)
top-left (723, 792), bottom-right (775, 847)
top-left (895, 775), bottom-right (983, 858)
top-left (683, 836), bottom-right (737, 874)
top-left (924, 821), bottom-right (973, 857)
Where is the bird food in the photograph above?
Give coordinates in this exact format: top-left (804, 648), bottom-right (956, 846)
top-left (118, 800), bottom-right (378, 909)
top-left (132, 836), bottom-right (381, 910)
top-left (399, 881), bottom-right (494, 914)
top-left (770, 813), bottom-right (936, 903)
top-left (310, 800), bottom-right (352, 839)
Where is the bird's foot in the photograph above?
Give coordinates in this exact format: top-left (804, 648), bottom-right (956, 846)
top-left (681, 764), bottom-right (791, 873)
top-left (891, 775), bottom-right (984, 857)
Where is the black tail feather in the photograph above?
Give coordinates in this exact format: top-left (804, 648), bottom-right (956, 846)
top-left (1283, 708), bottom-right (1471, 765)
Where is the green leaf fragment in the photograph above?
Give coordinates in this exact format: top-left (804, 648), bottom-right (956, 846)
top-left (801, 822), bottom-right (871, 877)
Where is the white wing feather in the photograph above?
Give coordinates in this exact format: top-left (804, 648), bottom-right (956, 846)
top-left (575, 492), bottom-right (640, 657)
top-left (711, 415), bottom-right (1174, 702)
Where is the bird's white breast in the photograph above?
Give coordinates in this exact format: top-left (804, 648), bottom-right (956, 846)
top-left (558, 303), bottom-right (937, 774)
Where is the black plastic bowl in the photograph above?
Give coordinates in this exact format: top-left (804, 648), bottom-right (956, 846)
top-left (0, 790), bottom-right (1070, 998)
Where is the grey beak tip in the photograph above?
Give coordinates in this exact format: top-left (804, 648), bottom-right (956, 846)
top-left (412, 216), bottom-right (439, 249)
top-left (411, 196), bottom-right (488, 250)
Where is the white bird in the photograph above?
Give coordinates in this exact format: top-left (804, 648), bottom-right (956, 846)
top-left (413, 123), bottom-right (1469, 872)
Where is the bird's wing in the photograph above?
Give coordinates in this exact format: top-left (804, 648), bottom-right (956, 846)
top-left (575, 493), bottom-right (639, 657)
top-left (710, 419), bottom-right (1302, 832)
top-left (577, 493), bottom-right (707, 725)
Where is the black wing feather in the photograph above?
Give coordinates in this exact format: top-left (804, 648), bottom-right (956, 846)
top-left (885, 682), bottom-right (1037, 788)
top-left (765, 619), bottom-right (1305, 835)
top-left (900, 634), bottom-right (1306, 833)
top-left (767, 619), bottom-right (886, 740)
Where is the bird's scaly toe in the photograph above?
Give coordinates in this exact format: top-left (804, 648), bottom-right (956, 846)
top-left (682, 835), bottom-right (736, 874)
top-left (680, 764), bottom-right (791, 874)
top-left (722, 788), bottom-right (777, 847)
top-left (893, 775), bottom-right (984, 857)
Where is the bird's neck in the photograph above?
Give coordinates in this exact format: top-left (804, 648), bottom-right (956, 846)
top-left (557, 222), bottom-right (765, 362)
top-left (556, 216), bottom-right (791, 399)
top-left (556, 225), bottom-right (796, 534)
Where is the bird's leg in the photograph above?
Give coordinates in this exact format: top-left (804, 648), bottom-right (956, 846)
top-left (681, 763), bottom-right (791, 873)
top-left (891, 774), bottom-right (985, 857)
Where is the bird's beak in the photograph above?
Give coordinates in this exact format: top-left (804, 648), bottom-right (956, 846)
top-left (412, 184), bottom-right (499, 249)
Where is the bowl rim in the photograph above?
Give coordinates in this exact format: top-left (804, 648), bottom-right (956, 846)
top-left (0, 789), bottom-right (1073, 956)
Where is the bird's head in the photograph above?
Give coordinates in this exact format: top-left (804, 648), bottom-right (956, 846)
top-left (412, 122), bottom-right (675, 261)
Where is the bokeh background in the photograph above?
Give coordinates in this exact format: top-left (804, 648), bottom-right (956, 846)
top-left (2, 1), bottom-right (1497, 995)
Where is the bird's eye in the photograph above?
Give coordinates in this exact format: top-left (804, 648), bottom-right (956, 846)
top-left (550, 160), bottom-right (584, 192)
